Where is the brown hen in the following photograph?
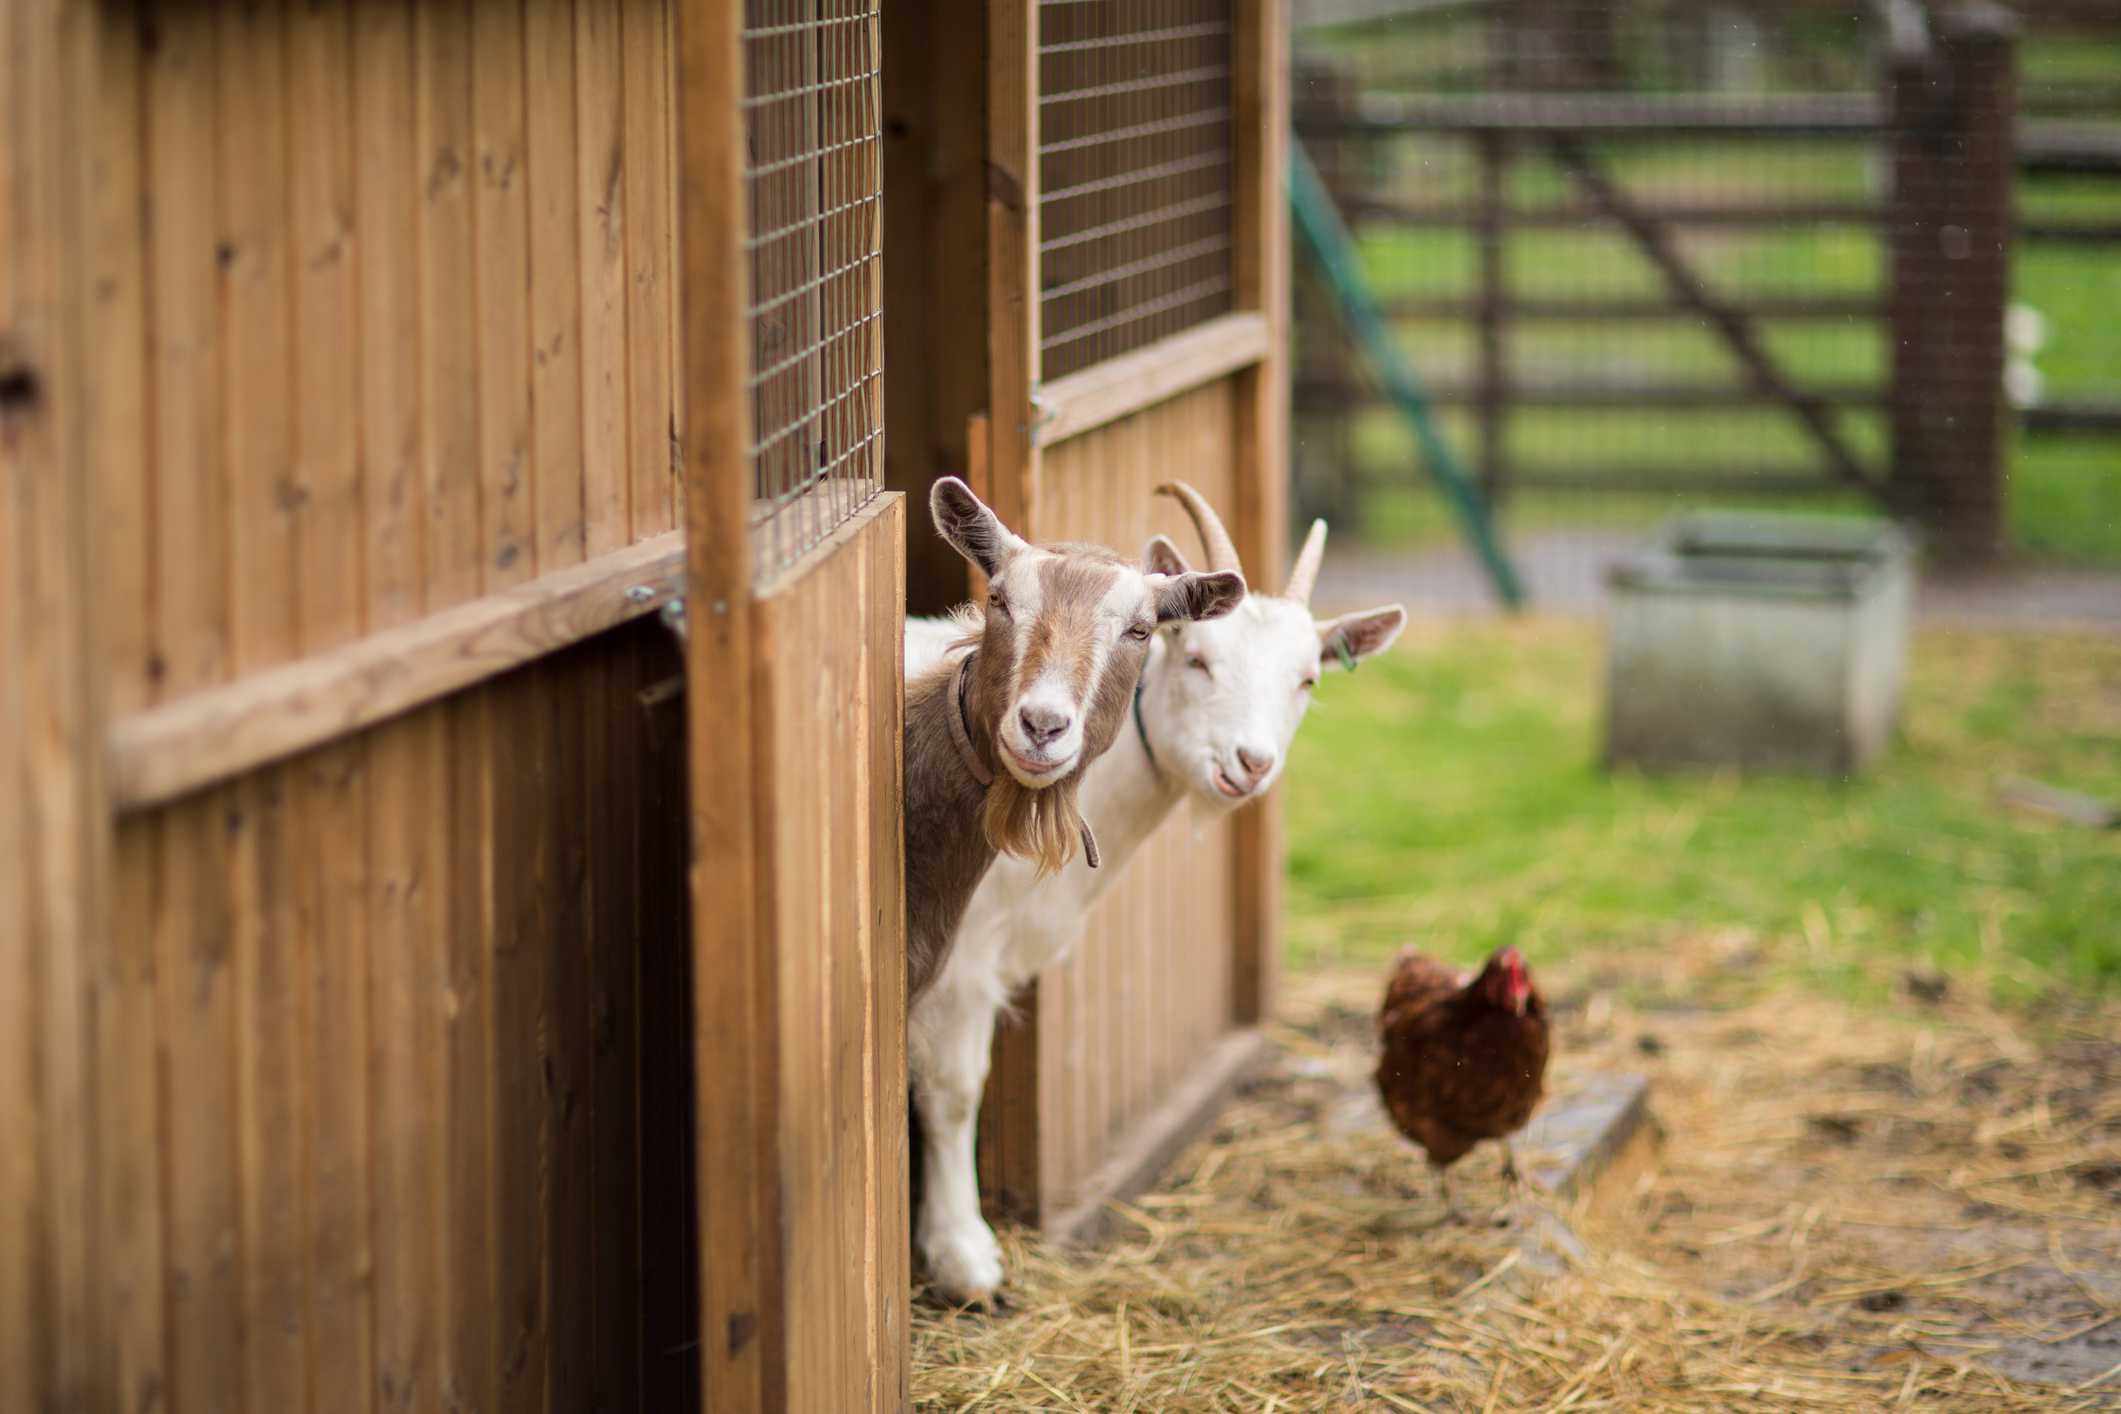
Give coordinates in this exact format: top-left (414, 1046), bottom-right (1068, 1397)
top-left (1374, 946), bottom-right (1549, 1216)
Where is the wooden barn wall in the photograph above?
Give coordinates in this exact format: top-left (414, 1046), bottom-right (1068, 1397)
top-left (746, 495), bottom-right (910, 1414)
top-left (53, 0), bottom-right (705, 1408)
top-left (90, 0), bottom-right (681, 720)
top-left (106, 625), bottom-right (699, 1414)
top-left (1012, 382), bottom-right (1244, 1214)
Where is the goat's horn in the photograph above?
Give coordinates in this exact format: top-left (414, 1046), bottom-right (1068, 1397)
top-left (1154, 481), bottom-right (1241, 575)
top-left (1284, 519), bottom-right (1328, 605)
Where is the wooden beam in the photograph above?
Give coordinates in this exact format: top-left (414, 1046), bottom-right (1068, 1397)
top-left (1230, 0), bottom-right (1289, 1029)
top-left (677, 0), bottom-right (774, 1404)
top-left (1295, 91), bottom-right (1886, 136)
top-left (987, 0), bottom-right (1039, 538)
top-left (1035, 312), bottom-right (1270, 447)
top-left (3, 0), bottom-right (105, 1403)
top-left (108, 533), bottom-right (687, 811)
top-left (1294, 379), bottom-right (1889, 410)
top-left (1383, 294), bottom-right (1887, 322)
top-left (1343, 197), bottom-right (1885, 229)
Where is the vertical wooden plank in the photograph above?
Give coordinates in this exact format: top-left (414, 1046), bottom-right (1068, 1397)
top-left (473, 0), bottom-right (535, 589)
top-left (92, 3), bottom-right (152, 719)
top-left (218, 9), bottom-right (303, 1393)
top-left (369, 715), bottom-right (441, 1414)
top-left (866, 497), bottom-right (910, 1414)
top-left (3, 0), bottom-right (105, 1400)
top-left (545, 651), bottom-right (594, 1414)
top-left (102, 824), bottom-right (169, 1414)
top-left (146, 1), bottom-right (228, 696)
top-left (303, 742), bottom-right (375, 1414)
top-left (987, 0), bottom-right (1039, 538)
top-left (219, 0), bottom-right (298, 673)
top-left (439, 690), bottom-right (497, 1414)
top-left (576, 0), bottom-right (629, 555)
top-left (233, 770), bottom-right (308, 1413)
top-left (354, 0), bottom-right (423, 627)
top-left (416, 0), bottom-right (486, 607)
top-left (288, 0), bottom-right (364, 656)
top-left (677, 0), bottom-right (771, 1399)
top-left (588, 636), bottom-right (642, 1414)
top-left (156, 792), bottom-right (245, 1414)
top-left (490, 667), bottom-right (551, 1414)
top-left (527, 0), bottom-right (585, 570)
top-left (621, 0), bottom-right (675, 540)
top-left (354, 1), bottom-right (433, 1392)
top-left (1230, 0), bottom-right (1288, 1029)
top-left (881, 0), bottom-right (986, 613)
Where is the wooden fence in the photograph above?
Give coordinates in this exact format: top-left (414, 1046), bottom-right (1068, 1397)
top-left (1293, 0), bottom-right (2117, 562)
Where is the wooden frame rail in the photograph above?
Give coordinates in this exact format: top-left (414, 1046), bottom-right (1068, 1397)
top-left (1035, 311), bottom-right (1271, 447)
top-left (108, 532), bottom-right (686, 811)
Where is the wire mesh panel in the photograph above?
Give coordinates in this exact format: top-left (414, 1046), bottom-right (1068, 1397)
top-left (1038, 0), bottom-right (1239, 381)
top-left (744, 0), bottom-right (884, 582)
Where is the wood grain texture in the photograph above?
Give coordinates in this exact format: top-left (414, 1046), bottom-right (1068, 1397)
top-left (1229, 0), bottom-right (1289, 1028)
top-left (109, 532), bottom-right (686, 810)
top-left (749, 495), bottom-right (907, 1414)
top-left (1035, 312), bottom-right (1271, 447)
top-left (417, 0), bottom-right (485, 607)
top-left (675, 0), bottom-right (768, 1403)
top-left (473, 0), bottom-right (536, 589)
top-left (3, 0), bottom-right (106, 1401)
top-left (67, 4), bottom-right (703, 1410)
top-left (527, 0), bottom-right (585, 573)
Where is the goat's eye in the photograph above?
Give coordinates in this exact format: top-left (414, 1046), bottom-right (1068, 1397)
top-left (988, 590), bottom-right (1008, 616)
top-left (1187, 655), bottom-right (1210, 675)
top-left (1125, 623), bottom-right (1151, 642)
top-left (1299, 676), bottom-right (1318, 692)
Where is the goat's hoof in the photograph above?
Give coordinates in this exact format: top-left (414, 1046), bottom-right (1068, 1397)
top-left (918, 1226), bottom-right (1006, 1309)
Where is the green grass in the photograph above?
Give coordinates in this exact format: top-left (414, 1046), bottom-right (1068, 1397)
top-left (1282, 619), bottom-right (2121, 1006)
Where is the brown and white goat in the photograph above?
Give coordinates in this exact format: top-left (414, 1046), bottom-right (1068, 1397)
top-left (903, 477), bottom-right (1246, 1001)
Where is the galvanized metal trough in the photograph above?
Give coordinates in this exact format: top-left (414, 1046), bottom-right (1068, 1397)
top-left (1602, 515), bottom-right (1915, 775)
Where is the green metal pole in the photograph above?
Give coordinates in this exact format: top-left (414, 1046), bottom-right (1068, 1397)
top-left (1290, 139), bottom-right (1526, 609)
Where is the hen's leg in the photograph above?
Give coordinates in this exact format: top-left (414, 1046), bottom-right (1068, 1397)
top-left (909, 979), bottom-right (1006, 1308)
top-left (1435, 1164), bottom-right (1461, 1223)
top-left (1500, 1140), bottom-right (1521, 1188)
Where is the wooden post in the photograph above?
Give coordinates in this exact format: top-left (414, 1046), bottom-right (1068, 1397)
top-left (1474, 132), bottom-right (1509, 506)
top-left (675, 0), bottom-right (773, 1405)
top-left (1231, 0), bottom-right (1290, 1028)
top-left (3, 0), bottom-right (107, 1407)
top-left (1887, 3), bottom-right (2017, 564)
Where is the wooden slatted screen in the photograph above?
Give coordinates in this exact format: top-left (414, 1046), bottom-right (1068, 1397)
top-left (1038, 0), bottom-right (1239, 379)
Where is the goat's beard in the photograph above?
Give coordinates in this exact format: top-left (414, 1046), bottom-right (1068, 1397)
top-left (948, 600), bottom-right (1089, 876)
top-left (980, 770), bottom-right (1086, 878)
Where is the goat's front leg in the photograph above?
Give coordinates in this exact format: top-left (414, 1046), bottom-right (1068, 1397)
top-left (910, 984), bottom-right (1005, 1308)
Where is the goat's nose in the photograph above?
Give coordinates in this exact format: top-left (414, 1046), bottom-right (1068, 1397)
top-left (1236, 745), bottom-right (1276, 782)
top-left (1018, 705), bottom-right (1071, 748)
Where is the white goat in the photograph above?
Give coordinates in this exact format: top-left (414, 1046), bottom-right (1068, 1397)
top-left (905, 483), bottom-right (1407, 1305)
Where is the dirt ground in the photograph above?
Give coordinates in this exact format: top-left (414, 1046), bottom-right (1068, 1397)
top-left (911, 934), bottom-right (2121, 1411)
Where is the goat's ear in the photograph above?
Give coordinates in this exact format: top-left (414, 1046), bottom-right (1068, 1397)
top-left (930, 476), bottom-right (1026, 577)
top-left (1150, 569), bottom-right (1246, 624)
top-left (1142, 533), bottom-right (1191, 577)
top-left (1318, 604), bottom-right (1407, 669)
